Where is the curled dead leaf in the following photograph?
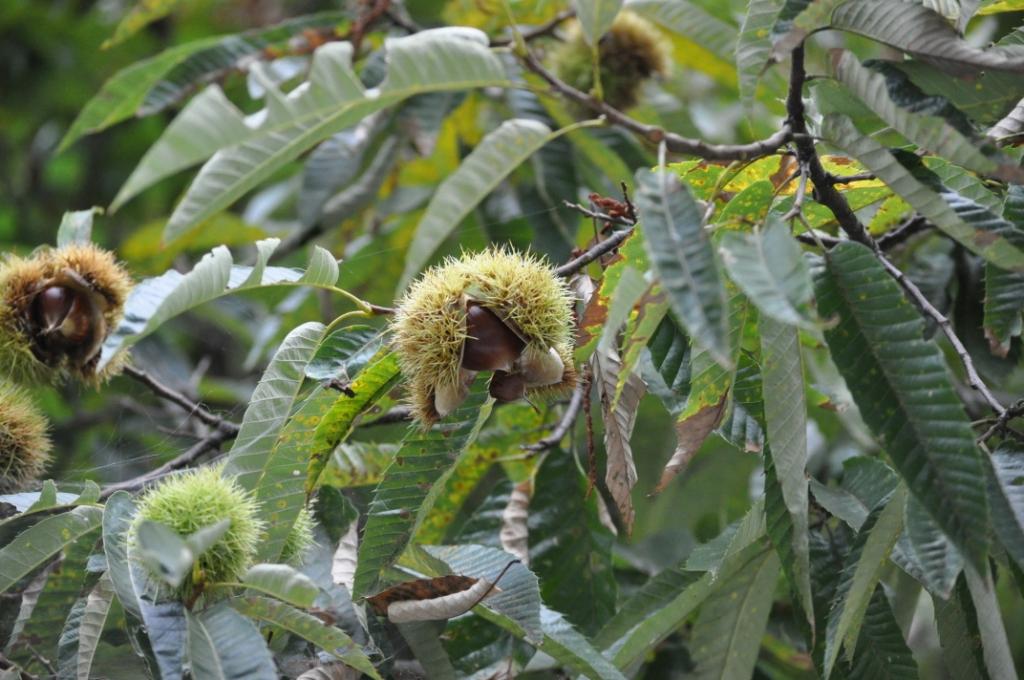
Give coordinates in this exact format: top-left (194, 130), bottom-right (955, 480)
top-left (652, 391), bottom-right (728, 495)
top-left (500, 480), bottom-right (532, 564)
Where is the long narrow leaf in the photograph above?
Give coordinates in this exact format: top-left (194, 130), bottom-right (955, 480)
top-left (399, 119), bottom-right (568, 290)
top-left (637, 168), bottom-right (730, 368)
top-left (353, 380), bottom-right (493, 597)
top-left (815, 240), bottom-right (989, 567)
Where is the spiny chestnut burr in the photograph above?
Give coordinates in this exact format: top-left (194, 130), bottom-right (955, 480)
top-left (130, 465), bottom-right (264, 602)
top-left (0, 244), bottom-right (133, 384)
top-left (0, 380), bottom-right (52, 493)
top-left (392, 248), bottom-right (577, 427)
top-left (550, 11), bottom-right (670, 113)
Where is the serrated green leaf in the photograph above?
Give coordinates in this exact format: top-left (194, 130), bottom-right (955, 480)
top-left (58, 38), bottom-right (221, 153)
top-left (616, 286), bottom-right (667, 406)
top-left (815, 241), bottom-right (989, 568)
top-left (536, 606), bottom-right (626, 680)
top-left (821, 114), bottom-right (1024, 272)
top-left (306, 350), bottom-right (402, 494)
top-left (593, 560), bottom-right (703, 650)
top-left (893, 60), bottom-right (1024, 127)
top-left (396, 621), bottom-right (455, 679)
top-left (399, 119), bottom-right (571, 290)
top-left (688, 548), bottom-right (781, 680)
top-left (111, 86), bottom-right (250, 212)
top-left (0, 507), bottom-right (103, 594)
top-left (99, 240), bottom-right (343, 370)
top-left (575, 0), bottom-right (624, 45)
top-left (353, 380), bottom-right (493, 597)
top-left (611, 505), bottom-right (767, 670)
top-left (737, 0), bottom-right (785, 109)
top-left (240, 564), bottom-right (319, 608)
top-left (963, 563), bottom-right (1017, 680)
top-left (847, 585), bottom-right (919, 680)
top-left (12, 523), bottom-right (99, 662)
top-left (56, 209), bottom-right (98, 248)
top-left (720, 218), bottom-right (818, 329)
top-left (983, 186), bottom-right (1024, 356)
top-left (186, 603), bottom-right (276, 680)
top-left (934, 575), bottom-right (987, 680)
top-left (232, 595), bottom-right (381, 679)
top-left (986, 445), bottom-right (1024, 571)
top-left (57, 573), bottom-right (115, 680)
top-left (638, 167), bottom-right (731, 368)
top-left (645, 313), bottom-right (691, 415)
top-left (830, 0), bottom-right (1024, 75)
top-left (166, 29), bottom-right (509, 242)
top-left (530, 450), bottom-right (616, 635)
top-left (304, 325), bottom-right (384, 382)
top-left (761, 314), bottom-right (812, 626)
top-left (893, 496), bottom-right (963, 600)
top-left (823, 486), bottom-right (907, 679)
top-left (219, 322), bottom-right (327, 562)
top-left (101, 493), bottom-right (144, 623)
top-left (612, 541), bottom-right (771, 671)
top-left (831, 51), bottom-right (1021, 182)
top-left (138, 598), bottom-right (187, 680)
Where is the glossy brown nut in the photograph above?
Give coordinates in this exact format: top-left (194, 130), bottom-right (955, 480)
top-left (461, 302), bottom-right (525, 372)
top-left (489, 371), bottom-right (526, 402)
top-left (31, 286), bottom-right (74, 332)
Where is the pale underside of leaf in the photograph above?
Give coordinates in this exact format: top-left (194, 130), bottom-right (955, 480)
top-left (500, 480), bottom-right (532, 565)
top-left (831, 0), bottom-right (1024, 75)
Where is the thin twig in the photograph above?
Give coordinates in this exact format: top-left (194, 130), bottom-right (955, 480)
top-left (99, 429), bottom-right (234, 499)
top-left (523, 382), bottom-right (586, 452)
top-left (876, 253), bottom-right (1005, 414)
top-left (784, 44), bottom-right (1005, 417)
top-left (620, 180), bottom-right (638, 223)
top-left (124, 365), bottom-right (239, 436)
top-left (979, 398), bottom-right (1024, 442)
top-left (520, 50), bottom-right (791, 161)
top-left (491, 9), bottom-right (575, 47)
top-left (876, 215), bottom-right (931, 250)
top-left (826, 172), bottom-right (876, 185)
top-left (24, 645), bottom-right (56, 677)
top-left (561, 200), bottom-right (636, 227)
top-left (555, 229), bottom-right (635, 277)
top-left (782, 162), bottom-right (810, 223)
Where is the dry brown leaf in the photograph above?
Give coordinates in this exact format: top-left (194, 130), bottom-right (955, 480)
top-left (500, 479), bottom-right (532, 565)
top-left (366, 574), bottom-right (499, 623)
top-left (594, 348), bottom-right (645, 534)
top-left (652, 392), bottom-right (728, 494)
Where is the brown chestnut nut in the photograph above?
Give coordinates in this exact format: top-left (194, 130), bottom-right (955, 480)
top-left (489, 370), bottom-right (526, 402)
top-left (461, 302), bottom-right (525, 372)
top-left (32, 286), bottom-right (75, 332)
top-left (27, 275), bottom-right (107, 370)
